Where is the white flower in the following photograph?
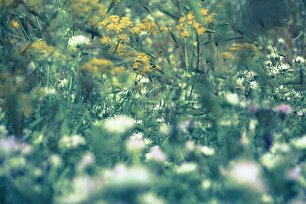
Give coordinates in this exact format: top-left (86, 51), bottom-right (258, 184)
top-left (145, 145), bottom-right (167, 162)
top-left (227, 160), bottom-right (266, 192)
top-left (140, 193), bottom-right (165, 204)
top-left (103, 164), bottom-right (152, 187)
top-left (68, 35), bottom-right (90, 50)
top-left (264, 60), bottom-right (273, 67)
top-left (176, 162), bottom-right (197, 174)
top-left (270, 143), bottom-right (290, 154)
top-left (250, 81), bottom-right (258, 89)
top-left (225, 93), bottom-right (239, 105)
top-left (292, 135), bottom-right (306, 149)
top-left (294, 56), bottom-right (305, 64)
top-left (197, 145), bottom-right (215, 156)
top-left (59, 135), bottom-right (86, 149)
top-left (60, 175), bottom-right (103, 204)
top-left (49, 154), bottom-right (61, 167)
top-left (202, 179), bottom-right (212, 189)
top-left (160, 123), bottom-right (170, 135)
top-left (260, 153), bottom-right (282, 169)
top-left (77, 152), bottom-right (95, 172)
top-left (126, 132), bottom-right (151, 153)
top-left (59, 78), bottom-right (68, 87)
top-left (104, 115), bottom-right (137, 134)
top-left (185, 140), bottom-right (195, 151)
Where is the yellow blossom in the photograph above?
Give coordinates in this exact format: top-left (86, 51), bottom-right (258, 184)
top-left (109, 15), bottom-right (120, 23)
top-left (81, 58), bottom-right (113, 74)
top-left (119, 34), bottom-right (129, 42)
top-left (204, 13), bottom-right (216, 23)
top-left (100, 36), bottom-right (111, 44)
top-left (176, 24), bottom-right (183, 31)
top-left (179, 17), bottom-right (185, 23)
top-left (201, 8), bottom-right (209, 16)
top-left (111, 66), bottom-right (125, 75)
top-left (132, 52), bottom-right (152, 72)
top-left (222, 52), bottom-right (233, 59)
top-left (181, 30), bottom-right (190, 38)
top-left (10, 20), bottom-right (20, 29)
top-left (186, 12), bottom-right (194, 21)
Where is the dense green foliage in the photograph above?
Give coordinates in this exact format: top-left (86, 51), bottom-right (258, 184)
top-left (0, 0), bottom-right (305, 203)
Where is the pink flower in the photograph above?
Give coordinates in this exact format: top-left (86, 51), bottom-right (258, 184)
top-left (277, 104), bottom-right (292, 114)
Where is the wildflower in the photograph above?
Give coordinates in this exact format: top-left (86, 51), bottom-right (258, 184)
top-left (204, 13), bottom-right (216, 23)
top-left (119, 33), bottom-right (129, 42)
top-left (292, 135), bottom-right (306, 149)
top-left (178, 17), bottom-right (185, 23)
top-left (181, 30), bottom-right (190, 38)
top-left (30, 40), bottom-right (55, 54)
top-left (103, 164), bottom-right (152, 187)
top-left (287, 165), bottom-right (301, 181)
top-left (201, 8), bottom-right (209, 16)
top-left (59, 135), bottom-right (86, 149)
top-left (185, 140), bottom-right (195, 151)
top-left (32, 87), bottom-right (56, 100)
top-left (111, 66), bottom-right (125, 75)
top-left (100, 36), bottom-right (111, 44)
top-left (49, 154), bottom-right (61, 168)
top-left (103, 115), bottom-right (136, 134)
top-left (145, 145), bottom-right (167, 162)
top-left (132, 52), bottom-right (152, 72)
top-left (227, 160), bottom-right (266, 192)
top-left (126, 132), bottom-right (151, 153)
top-left (176, 162), bottom-right (197, 174)
top-left (77, 152), bottom-right (95, 172)
top-left (225, 93), bottom-right (239, 105)
top-left (10, 20), bottom-right (20, 29)
top-left (58, 78), bottom-right (68, 88)
top-left (176, 24), bottom-right (183, 31)
top-left (81, 58), bottom-right (113, 74)
top-left (140, 193), bottom-right (165, 204)
top-left (222, 52), bottom-right (233, 59)
top-left (197, 145), bottom-right (215, 156)
top-left (0, 137), bottom-right (21, 155)
top-left (59, 175), bottom-right (103, 204)
top-left (294, 56), bottom-right (305, 64)
top-left (277, 104), bottom-right (292, 114)
top-left (68, 35), bottom-right (90, 50)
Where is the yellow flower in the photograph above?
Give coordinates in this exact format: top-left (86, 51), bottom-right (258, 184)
top-left (111, 66), bottom-right (125, 75)
top-left (120, 16), bottom-right (133, 27)
top-left (81, 58), bottom-right (113, 74)
top-left (179, 17), bottom-right (185, 23)
top-left (204, 13), bottom-right (216, 23)
top-left (181, 30), bottom-right (190, 38)
top-left (119, 34), bottom-right (129, 42)
top-left (186, 12), bottom-right (194, 21)
top-left (132, 52), bottom-right (152, 72)
top-left (176, 24), bottom-right (183, 31)
top-left (109, 15), bottom-right (120, 23)
top-left (10, 20), bottom-right (20, 29)
top-left (201, 8), bottom-right (209, 16)
top-left (196, 27), bottom-right (206, 35)
top-left (100, 36), bottom-right (111, 44)
top-left (222, 52), bottom-right (233, 59)
top-left (160, 25), bottom-right (169, 32)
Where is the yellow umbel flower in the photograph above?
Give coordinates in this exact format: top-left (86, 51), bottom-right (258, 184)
top-left (81, 58), bottom-right (113, 74)
top-left (181, 30), bottom-right (190, 38)
top-left (201, 8), bottom-right (209, 16)
top-left (222, 52), bottom-right (233, 60)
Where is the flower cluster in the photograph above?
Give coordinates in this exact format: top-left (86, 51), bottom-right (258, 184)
top-left (176, 9), bottom-right (215, 38)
